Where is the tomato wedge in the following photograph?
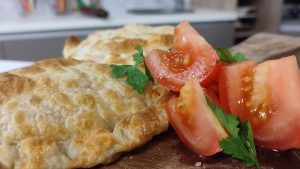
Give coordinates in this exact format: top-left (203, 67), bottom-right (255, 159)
top-left (204, 81), bottom-right (221, 107)
top-left (251, 56), bottom-right (300, 150)
top-left (219, 60), bottom-right (256, 116)
top-left (219, 56), bottom-right (300, 150)
top-left (203, 62), bottom-right (225, 107)
top-left (145, 21), bottom-right (219, 91)
top-left (165, 79), bottom-right (228, 156)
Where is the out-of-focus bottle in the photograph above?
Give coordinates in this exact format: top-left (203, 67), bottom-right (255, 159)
top-left (55, 0), bottom-right (67, 14)
top-left (21, 0), bottom-right (36, 15)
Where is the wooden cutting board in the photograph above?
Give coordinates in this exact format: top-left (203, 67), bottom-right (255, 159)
top-left (96, 33), bottom-right (300, 169)
top-left (99, 129), bottom-right (300, 169)
top-left (230, 33), bottom-right (300, 63)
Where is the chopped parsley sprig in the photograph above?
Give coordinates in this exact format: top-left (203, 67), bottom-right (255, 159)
top-left (111, 45), bottom-right (153, 93)
top-left (213, 48), bottom-right (260, 168)
top-left (133, 45), bottom-right (154, 82)
top-left (216, 48), bottom-right (246, 63)
top-left (206, 97), bottom-right (261, 169)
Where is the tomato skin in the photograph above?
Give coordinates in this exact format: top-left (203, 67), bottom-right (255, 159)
top-left (145, 21), bottom-right (219, 92)
top-left (202, 62), bottom-right (225, 107)
top-left (201, 62), bottom-right (223, 87)
top-left (165, 79), bottom-right (228, 156)
top-left (204, 82), bottom-right (221, 107)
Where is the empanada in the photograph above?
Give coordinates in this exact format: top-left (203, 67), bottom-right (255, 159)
top-left (0, 58), bottom-right (169, 169)
top-left (63, 24), bottom-right (174, 65)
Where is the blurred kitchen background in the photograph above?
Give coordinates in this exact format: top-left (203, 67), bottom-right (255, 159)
top-left (0, 0), bottom-right (298, 61)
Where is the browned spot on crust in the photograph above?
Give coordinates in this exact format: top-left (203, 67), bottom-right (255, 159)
top-left (36, 58), bottom-right (80, 69)
top-left (14, 110), bottom-right (25, 124)
top-left (63, 36), bottom-right (81, 58)
top-left (0, 73), bottom-right (35, 104)
top-left (51, 92), bottom-right (72, 108)
top-left (29, 95), bottom-right (42, 107)
top-left (19, 66), bottom-right (45, 74)
top-left (95, 64), bottom-right (112, 74)
top-left (5, 100), bottom-right (19, 112)
top-left (104, 38), bottom-right (147, 54)
top-left (75, 93), bottom-right (96, 110)
top-left (65, 80), bottom-right (79, 89)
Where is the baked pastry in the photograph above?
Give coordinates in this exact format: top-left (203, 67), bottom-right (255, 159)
top-left (63, 24), bottom-right (174, 65)
top-left (0, 58), bottom-right (169, 169)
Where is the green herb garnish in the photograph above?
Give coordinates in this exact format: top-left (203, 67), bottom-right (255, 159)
top-left (206, 97), bottom-right (261, 169)
top-left (111, 45), bottom-right (153, 93)
top-left (216, 48), bottom-right (246, 63)
top-left (133, 45), bottom-right (154, 82)
top-left (133, 45), bottom-right (145, 65)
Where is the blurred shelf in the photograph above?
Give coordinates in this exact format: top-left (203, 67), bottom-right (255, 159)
top-left (234, 0), bottom-right (282, 43)
top-left (0, 9), bottom-right (238, 61)
top-left (235, 4), bottom-right (257, 42)
top-left (280, 20), bottom-right (300, 35)
top-left (0, 9), bottom-right (237, 39)
top-left (238, 13), bottom-right (256, 19)
top-left (237, 5), bottom-right (256, 19)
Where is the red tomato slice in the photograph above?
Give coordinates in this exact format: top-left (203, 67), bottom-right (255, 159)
top-left (145, 21), bottom-right (219, 92)
top-left (201, 61), bottom-right (223, 87)
top-left (165, 79), bottom-right (228, 156)
top-left (219, 60), bottom-right (256, 116)
top-left (220, 56), bottom-right (300, 150)
top-left (204, 82), bottom-right (221, 107)
top-left (250, 56), bottom-right (300, 150)
top-left (203, 62), bottom-right (225, 107)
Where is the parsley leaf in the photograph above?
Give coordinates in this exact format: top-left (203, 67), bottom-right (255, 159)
top-left (206, 97), bottom-right (261, 169)
top-left (208, 100), bottom-right (240, 137)
top-left (216, 48), bottom-right (246, 63)
top-left (111, 65), bottom-right (131, 77)
top-left (133, 44), bottom-right (154, 82)
top-left (111, 65), bottom-right (149, 93)
top-left (133, 45), bottom-right (145, 65)
top-left (111, 45), bottom-right (154, 93)
top-left (145, 64), bottom-right (154, 83)
top-left (126, 66), bottom-right (149, 93)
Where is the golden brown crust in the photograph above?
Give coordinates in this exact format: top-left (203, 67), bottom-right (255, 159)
top-left (0, 73), bottom-right (36, 105)
top-left (113, 107), bottom-right (168, 152)
top-left (63, 24), bottom-right (174, 65)
top-left (0, 58), bottom-right (169, 169)
top-left (63, 36), bottom-right (81, 59)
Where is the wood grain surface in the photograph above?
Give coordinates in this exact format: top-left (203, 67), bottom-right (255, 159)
top-left (94, 33), bottom-right (300, 169)
top-left (231, 33), bottom-right (300, 64)
top-left (99, 129), bottom-right (300, 169)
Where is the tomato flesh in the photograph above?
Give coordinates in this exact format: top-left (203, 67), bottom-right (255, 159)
top-left (219, 60), bottom-right (256, 117)
top-left (162, 51), bottom-right (194, 73)
top-left (201, 62), bottom-right (223, 87)
top-left (165, 79), bottom-right (228, 156)
top-left (220, 56), bottom-right (300, 150)
top-left (145, 21), bottom-right (219, 91)
top-left (250, 56), bottom-right (300, 150)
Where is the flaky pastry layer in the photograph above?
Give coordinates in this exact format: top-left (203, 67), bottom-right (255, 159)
top-left (0, 58), bottom-right (169, 169)
top-left (63, 24), bottom-right (174, 65)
